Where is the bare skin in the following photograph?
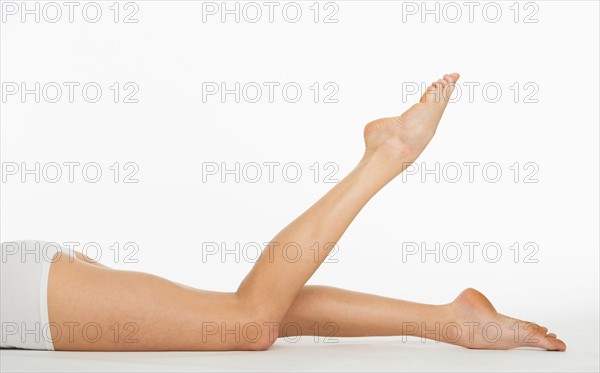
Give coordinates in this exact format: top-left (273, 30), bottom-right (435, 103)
top-left (47, 73), bottom-right (566, 352)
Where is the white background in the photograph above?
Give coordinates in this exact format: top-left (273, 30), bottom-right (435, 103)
top-left (1, 0), bottom-right (599, 371)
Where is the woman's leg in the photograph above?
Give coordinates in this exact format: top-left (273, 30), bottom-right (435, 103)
top-left (235, 74), bottom-right (463, 322)
top-left (278, 286), bottom-right (567, 351)
top-left (47, 73), bottom-right (462, 351)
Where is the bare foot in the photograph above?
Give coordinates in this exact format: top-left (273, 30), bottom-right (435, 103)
top-left (444, 288), bottom-right (567, 351)
top-left (363, 73), bottom-right (460, 170)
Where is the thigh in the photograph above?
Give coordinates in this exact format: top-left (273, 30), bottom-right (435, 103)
top-left (47, 253), bottom-right (264, 351)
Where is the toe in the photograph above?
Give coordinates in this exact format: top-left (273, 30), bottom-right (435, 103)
top-left (539, 335), bottom-right (567, 351)
top-left (547, 333), bottom-right (557, 338)
top-left (447, 72), bottom-right (460, 82)
top-left (439, 73), bottom-right (459, 101)
top-left (549, 337), bottom-right (567, 351)
top-left (420, 73), bottom-right (460, 105)
top-left (420, 83), bottom-right (439, 103)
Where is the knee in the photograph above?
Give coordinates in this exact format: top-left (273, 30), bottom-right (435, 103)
top-left (238, 313), bottom-right (279, 351)
top-left (234, 304), bottom-right (280, 351)
top-left (243, 332), bottom-right (276, 351)
top-left (197, 314), bottom-right (277, 351)
top-left (224, 322), bottom-right (276, 351)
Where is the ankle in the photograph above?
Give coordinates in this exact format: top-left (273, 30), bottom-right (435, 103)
top-left (360, 145), bottom-right (417, 178)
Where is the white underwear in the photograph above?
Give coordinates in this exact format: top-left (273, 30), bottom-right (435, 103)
top-left (1, 240), bottom-right (71, 350)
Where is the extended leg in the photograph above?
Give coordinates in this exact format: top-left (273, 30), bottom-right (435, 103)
top-left (277, 286), bottom-right (566, 351)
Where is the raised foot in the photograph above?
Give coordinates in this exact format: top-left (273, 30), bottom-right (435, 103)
top-left (446, 288), bottom-right (567, 351)
top-left (363, 73), bottom-right (460, 167)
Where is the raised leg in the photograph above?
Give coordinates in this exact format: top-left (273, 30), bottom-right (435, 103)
top-left (236, 73), bottom-right (463, 323)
